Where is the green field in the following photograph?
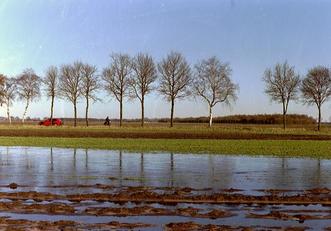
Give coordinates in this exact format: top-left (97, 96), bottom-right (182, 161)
top-left (0, 123), bottom-right (330, 158)
top-left (0, 122), bottom-right (331, 136)
top-left (0, 137), bottom-right (330, 159)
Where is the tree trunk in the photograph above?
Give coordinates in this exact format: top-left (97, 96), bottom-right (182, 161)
top-left (85, 96), bottom-right (89, 127)
top-left (74, 100), bottom-right (77, 127)
top-left (141, 96), bottom-right (144, 127)
top-left (282, 103), bottom-right (286, 130)
top-left (22, 99), bottom-right (29, 124)
top-left (119, 97), bottom-right (123, 127)
top-left (170, 98), bottom-right (175, 127)
top-left (317, 105), bottom-right (321, 131)
top-left (6, 99), bottom-right (11, 125)
top-left (208, 105), bottom-right (213, 128)
top-left (50, 95), bottom-right (54, 124)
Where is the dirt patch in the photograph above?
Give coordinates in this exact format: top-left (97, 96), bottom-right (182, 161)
top-left (85, 205), bottom-right (233, 218)
top-left (0, 186), bottom-right (331, 206)
top-left (164, 222), bottom-right (307, 231)
top-left (8, 183), bottom-right (18, 189)
top-left (0, 201), bottom-right (75, 215)
top-left (247, 211), bottom-right (331, 223)
top-left (0, 217), bottom-right (153, 230)
top-left (0, 186), bottom-right (329, 230)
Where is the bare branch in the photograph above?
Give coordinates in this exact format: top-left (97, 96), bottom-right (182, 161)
top-left (158, 51), bottom-right (191, 127)
top-left (193, 56), bottom-right (238, 127)
top-left (43, 66), bottom-right (58, 99)
top-left (43, 66), bottom-right (58, 121)
top-left (301, 66), bottom-right (331, 130)
top-left (16, 69), bottom-right (41, 123)
top-left (129, 53), bottom-right (157, 126)
top-left (59, 61), bottom-right (84, 126)
top-left (262, 61), bottom-right (300, 129)
top-left (102, 53), bottom-right (132, 126)
top-left (81, 63), bottom-right (100, 126)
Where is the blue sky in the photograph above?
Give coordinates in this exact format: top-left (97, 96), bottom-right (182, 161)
top-left (0, 0), bottom-right (331, 121)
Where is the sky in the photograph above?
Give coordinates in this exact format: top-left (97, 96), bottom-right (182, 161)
top-left (0, 0), bottom-right (331, 121)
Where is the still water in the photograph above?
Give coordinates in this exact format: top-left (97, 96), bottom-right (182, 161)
top-left (0, 146), bottom-right (330, 230)
top-left (0, 146), bottom-right (329, 192)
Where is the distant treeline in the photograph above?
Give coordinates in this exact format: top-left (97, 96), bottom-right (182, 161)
top-left (158, 114), bottom-right (316, 125)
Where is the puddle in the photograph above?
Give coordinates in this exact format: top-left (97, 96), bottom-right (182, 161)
top-left (0, 146), bottom-right (330, 230)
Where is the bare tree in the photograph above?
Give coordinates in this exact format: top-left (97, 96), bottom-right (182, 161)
top-left (2, 76), bottom-right (17, 124)
top-left (263, 62), bottom-right (300, 129)
top-left (0, 74), bottom-right (6, 105)
top-left (129, 53), bottom-right (157, 127)
top-left (81, 63), bottom-right (99, 127)
top-left (16, 69), bottom-right (41, 123)
top-left (158, 52), bottom-right (191, 127)
top-left (193, 57), bottom-right (238, 127)
top-left (102, 53), bottom-right (131, 127)
top-left (301, 66), bottom-right (331, 131)
top-left (43, 66), bottom-right (58, 123)
top-left (59, 62), bottom-right (83, 127)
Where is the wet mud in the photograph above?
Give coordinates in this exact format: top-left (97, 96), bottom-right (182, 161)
top-left (165, 222), bottom-right (308, 231)
top-left (0, 217), bottom-right (152, 231)
top-left (0, 185), bottom-right (330, 230)
top-left (1, 148), bottom-right (331, 230)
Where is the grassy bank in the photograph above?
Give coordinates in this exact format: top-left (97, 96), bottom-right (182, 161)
top-left (0, 136), bottom-right (330, 159)
top-left (0, 124), bottom-right (330, 140)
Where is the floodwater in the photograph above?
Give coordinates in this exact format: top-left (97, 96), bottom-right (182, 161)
top-left (0, 146), bottom-right (330, 230)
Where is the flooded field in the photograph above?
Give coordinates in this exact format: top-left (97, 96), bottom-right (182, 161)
top-left (0, 147), bottom-right (330, 230)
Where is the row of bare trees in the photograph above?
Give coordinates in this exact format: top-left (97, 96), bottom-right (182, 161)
top-left (0, 69), bottom-right (41, 124)
top-left (263, 62), bottom-right (331, 130)
top-left (0, 52), bottom-right (238, 128)
top-left (102, 52), bottom-right (239, 127)
top-left (1, 56), bottom-right (329, 130)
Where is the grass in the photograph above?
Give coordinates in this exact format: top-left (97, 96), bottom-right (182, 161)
top-left (0, 123), bottom-right (330, 140)
top-left (0, 122), bottom-right (329, 158)
top-left (0, 136), bottom-right (330, 159)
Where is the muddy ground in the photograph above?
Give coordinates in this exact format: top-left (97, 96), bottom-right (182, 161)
top-left (0, 184), bottom-right (330, 230)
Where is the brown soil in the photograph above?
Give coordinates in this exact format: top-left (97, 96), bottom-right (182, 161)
top-left (247, 211), bottom-right (331, 223)
top-left (8, 183), bottom-right (18, 189)
top-left (0, 201), bottom-right (75, 215)
top-left (0, 186), bottom-right (330, 230)
top-left (0, 186), bottom-right (331, 206)
top-left (85, 205), bottom-right (233, 218)
top-left (0, 217), bottom-right (152, 231)
top-left (164, 222), bottom-right (307, 231)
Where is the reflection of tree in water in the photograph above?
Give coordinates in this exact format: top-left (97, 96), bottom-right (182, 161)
top-left (209, 156), bottom-right (236, 190)
top-left (0, 147), bottom-right (11, 184)
top-left (5, 146), bottom-right (10, 166)
top-left (316, 159), bottom-right (321, 185)
top-left (140, 152), bottom-right (145, 186)
top-left (85, 149), bottom-right (88, 170)
top-left (116, 151), bottom-right (146, 187)
top-left (73, 148), bottom-right (76, 168)
top-left (50, 147), bottom-right (54, 171)
top-left (46, 147), bottom-right (55, 186)
top-left (266, 158), bottom-right (295, 190)
top-left (169, 153), bottom-right (174, 187)
top-left (67, 148), bottom-right (79, 186)
top-left (118, 150), bottom-right (123, 186)
top-left (24, 147), bottom-right (32, 169)
top-left (163, 154), bottom-right (237, 189)
top-left (266, 157), bottom-right (323, 190)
